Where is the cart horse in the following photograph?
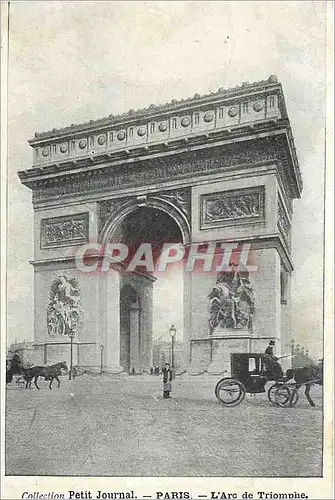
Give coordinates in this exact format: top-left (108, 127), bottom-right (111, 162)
top-left (215, 353), bottom-right (322, 408)
top-left (23, 362), bottom-right (69, 390)
top-left (6, 359), bottom-right (68, 390)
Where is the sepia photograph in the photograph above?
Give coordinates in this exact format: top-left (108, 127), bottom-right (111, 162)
top-left (1, 1), bottom-right (333, 499)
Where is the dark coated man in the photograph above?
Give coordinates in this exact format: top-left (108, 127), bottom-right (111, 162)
top-left (265, 340), bottom-right (275, 356)
top-left (162, 362), bottom-right (172, 399)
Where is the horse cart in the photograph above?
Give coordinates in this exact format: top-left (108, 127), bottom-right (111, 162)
top-left (215, 353), bottom-right (299, 407)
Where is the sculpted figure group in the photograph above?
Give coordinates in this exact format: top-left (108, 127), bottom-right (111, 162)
top-left (208, 267), bottom-right (255, 333)
top-left (47, 275), bottom-right (82, 337)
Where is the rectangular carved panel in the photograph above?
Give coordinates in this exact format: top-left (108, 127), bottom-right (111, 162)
top-left (200, 186), bottom-right (265, 229)
top-left (41, 212), bottom-right (89, 249)
top-left (277, 197), bottom-right (291, 243)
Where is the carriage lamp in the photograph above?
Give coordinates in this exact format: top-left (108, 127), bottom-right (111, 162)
top-left (169, 324), bottom-right (177, 378)
top-left (69, 329), bottom-right (75, 380)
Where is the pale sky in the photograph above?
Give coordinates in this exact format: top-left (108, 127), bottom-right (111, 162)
top-left (6, 1), bottom-right (326, 356)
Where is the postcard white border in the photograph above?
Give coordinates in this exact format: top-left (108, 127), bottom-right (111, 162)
top-left (1, 1), bottom-right (333, 499)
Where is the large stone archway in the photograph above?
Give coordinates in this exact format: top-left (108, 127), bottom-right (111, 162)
top-left (18, 76), bottom-right (302, 374)
top-left (99, 203), bottom-right (187, 374)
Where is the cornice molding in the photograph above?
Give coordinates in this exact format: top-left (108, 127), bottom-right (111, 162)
top-left (20, 134), bottom-right (302, 203)
top-left (29, 76), bottom-right (282, 143)
top-left (20, 124), bottom-right (283, 180)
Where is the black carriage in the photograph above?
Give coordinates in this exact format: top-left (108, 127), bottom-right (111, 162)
top-left (215, 353), bottom-right (298, 407)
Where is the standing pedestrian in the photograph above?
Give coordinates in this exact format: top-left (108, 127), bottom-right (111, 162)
top-left (162, 362), bottom-right (172, 399)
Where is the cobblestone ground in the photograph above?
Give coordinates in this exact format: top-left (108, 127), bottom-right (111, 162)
top-left (5, 374), bottom-right (323, 477)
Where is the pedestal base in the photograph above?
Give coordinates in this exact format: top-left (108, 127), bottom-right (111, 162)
top-left (187, 364), bottom-right (207, 376)
top-left (187, 339), bottom-right (212, 375)
top-left (211, 327), bottom-right (252, 338)
top-left (104, 364), bottom-right (124, 374)
top-left (207, 330), bottom-right (251, 375)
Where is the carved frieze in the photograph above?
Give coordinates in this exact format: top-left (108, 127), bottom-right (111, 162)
top-left (41, 213), bottom-right (89, 248)
top-left (200, 186), bottom-right (265, 229)
top-left (47, 275), bottom-right (83, 337)
top-left (32, 140), bottom-right (279, 203)
top-left (277, 198), bottom-right (291, 242)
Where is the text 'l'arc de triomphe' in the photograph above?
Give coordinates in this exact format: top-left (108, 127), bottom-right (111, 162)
top-left (18, 76), bottom-right (302, 375)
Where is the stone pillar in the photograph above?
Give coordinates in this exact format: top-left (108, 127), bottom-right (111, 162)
top-left (280, 269), bottom-right (292, 371)
top-left (103, 269), bottom-right (123, 373)
top-left (252, 247), bottom-right (282, 355)
top-left (183, 268), bottom-right (192, 369)
top-left (186, 271), bottom-right (215, 374)
top-left (129, 307), bottom-right (140, 373)
top-left (138, 280), bottom-right (153, 373)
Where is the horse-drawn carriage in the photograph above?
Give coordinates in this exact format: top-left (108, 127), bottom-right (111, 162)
top-left (215, 352), bottom-right (322, 408)
top-left (6, 356), bottom-right (68, 390)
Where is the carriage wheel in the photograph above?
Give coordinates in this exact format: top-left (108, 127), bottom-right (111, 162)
top-left (267, 383), bottom-right (281, 404)
top-left (215, 378), bottom-right (246, 407)
top-left (275, 384), bottom-right (299, 408)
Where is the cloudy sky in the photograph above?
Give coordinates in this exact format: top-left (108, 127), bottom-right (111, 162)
top-left (6, 2), bottom-right (327, 355)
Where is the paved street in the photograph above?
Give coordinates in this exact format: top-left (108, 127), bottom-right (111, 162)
top-left (6, 374), bottom-right (323, 477)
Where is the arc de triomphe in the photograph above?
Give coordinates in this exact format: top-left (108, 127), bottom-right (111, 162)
top-left (18, 76), bottom-right (302, 374)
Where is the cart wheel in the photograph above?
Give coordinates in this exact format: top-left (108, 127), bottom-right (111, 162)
top-left (275, 384), bottom-right (299, 408)
top-left (215, 378), bottom-right (246, 407)
top-left (267, 383), bottom-right (281, 404)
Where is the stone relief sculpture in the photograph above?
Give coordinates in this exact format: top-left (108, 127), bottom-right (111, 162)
top-left (277, 199), bottom-right (291, 241)
top-left (45, 219), bottom-right (86, 242)
top-left (47, 276), bottom-right (83, 337)
top-left (208, 268), bottom-right (255, 333)
top-left (98, 199), bottom-right (131, 232)
top-left (41, 213), bottom-right (88, 248)
top-left (203, 189), bottom-right (263, 227)
top-left (158, 190), bottom-right (190, 218)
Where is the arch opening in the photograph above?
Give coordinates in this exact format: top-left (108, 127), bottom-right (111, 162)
top-left (105, 205), bottom-right (186, 276)
top-left (110, 206), bottom-right (185, 374)
top-left (100, 198), bottom-right (191, 248)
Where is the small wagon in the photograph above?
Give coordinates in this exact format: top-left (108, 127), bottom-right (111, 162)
top-left (215, 353), bottom-right (298, 407)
